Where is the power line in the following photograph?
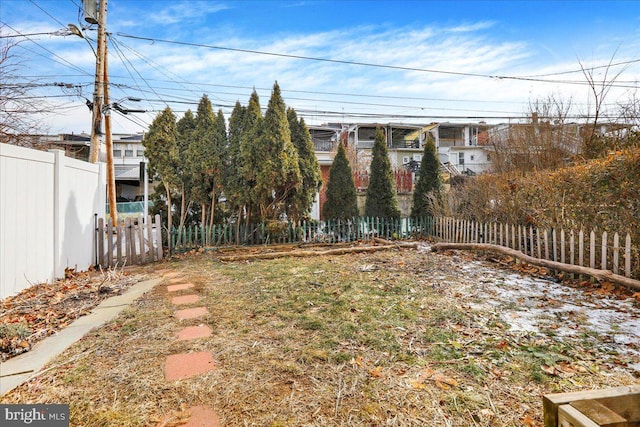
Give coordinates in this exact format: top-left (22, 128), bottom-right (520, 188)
top-left (2, 23), bottom-right (91, 76)
top-left (115, 32), bottom-right (639, 89)
top-left (28, 0), bottom-right (67, 28)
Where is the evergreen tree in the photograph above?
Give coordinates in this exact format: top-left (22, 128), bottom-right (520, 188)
top-left (286, 107), bottom-right (322, 221)
top-left (364, 127), bottom-right (400, 218)
top-left (224, 101), bottom-right (247, 226)
top-left (322, 143), bottom-right (359, 220)
top-left (188, 95), bottom-right (221, 227)
top-left (176, 109), bottom-right (197, 229)
top-left (210, 109), bottom-right (227, 226)
top-left (143, 107), bottom-right (179, 246)
top-left (411, 138), bottom-right (442, 218)
top-left (254, 82), bottom-right (301, 220)
top-left (239, 90), bottom-right (263, 225)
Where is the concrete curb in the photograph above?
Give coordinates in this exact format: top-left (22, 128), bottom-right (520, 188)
top-left (0, 277), bottom-right (162, 397)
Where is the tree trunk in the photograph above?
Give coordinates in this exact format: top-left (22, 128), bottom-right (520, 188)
top-left (245, 205), bottom-right (252, 235)
top-left (201, 202), bottom-right (207, 245)
top-left (209, 187), bottom-right (216, 231)
top-left (164, 180), bottom-right (172, 253)
top-left (430, 242), bottom-right (640, 291)
top-left (236, 206), bottom-right (242, 245)
top-left (178, 183), bottom-right (186, 231)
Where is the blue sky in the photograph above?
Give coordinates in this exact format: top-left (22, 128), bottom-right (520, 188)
top-left (2, 0), bottom-right (639, 134)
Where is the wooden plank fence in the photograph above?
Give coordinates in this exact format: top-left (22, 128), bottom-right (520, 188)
top-left (96, 214), bottom-right (163, 268)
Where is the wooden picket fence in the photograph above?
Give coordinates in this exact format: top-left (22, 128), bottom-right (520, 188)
top-left (429, 217), bottom-right (636, 279)
top-left (353, 170), bottom-right (414, 193)
top-left (166, 215), bottom-right (637, 279)
top-left (96, 214), bottom-right (163, 268)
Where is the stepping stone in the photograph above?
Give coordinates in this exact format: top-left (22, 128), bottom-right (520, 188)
top-left (167, 283), bottom-right (195, 292)
top-left (176, 324), bottom-right (212, 341)
top-left (175, 307), bottom-right (208, 320)
top-left (180, 406), bottom-right (221, 427)
top-left (169, 277), bottom-right (186, 284)
top-left (164, 352), bottom-right (216, 381)
top-left (171, 294), bottom-right (200, 305)
top-left (155, 406), bottom-right (221, 427)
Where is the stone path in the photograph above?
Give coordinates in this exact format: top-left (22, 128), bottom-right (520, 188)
top-left (156, 269), bottom-right (220, 427)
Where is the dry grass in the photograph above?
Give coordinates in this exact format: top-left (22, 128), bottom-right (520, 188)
top-left (1, 246), bottom-right (638, 426)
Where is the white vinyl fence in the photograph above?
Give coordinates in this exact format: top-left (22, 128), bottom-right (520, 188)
top-left (0, 144), bottom-right (106, 299)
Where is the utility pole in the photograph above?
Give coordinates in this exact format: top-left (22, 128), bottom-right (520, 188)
top-left (88, 0), bottom-right (106, 164)
top-left (85, 0), bottom-right (116, 223)
top-left (102, 22), bottom-right (117, 224)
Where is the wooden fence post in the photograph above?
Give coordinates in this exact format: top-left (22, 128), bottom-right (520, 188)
top-left (106, 218), bottom-right (113, 268)
top-left (116, 220), bottom-right (123, 265)
top-left (601, 231), bottom-right (608, 271)
top-left (579, 229), bottom-right (584, 268)
top-left (139, 216), bottom-right (146, 263)
top-left (613, 232), bottom-right (620, 275)
top-left (146, 215), bottom-right (154, 261)
top-left (529, 226), bottom-right (534, 257)
top-left (590, 230), bottom-right (596, 270)
top-left (560, 229), bottom-right (566, 264)
top-left (97, 218), bottom-right (105, 267)
top-left (625, 233), bottom-right (631, 278)
top-left (155, 214), bottom-right (163, 260)
top-left (544, 230), bottom-right (549, 261)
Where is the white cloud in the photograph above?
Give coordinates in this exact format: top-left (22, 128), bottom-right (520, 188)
top-left (149, 2), bottom-right (231, 25)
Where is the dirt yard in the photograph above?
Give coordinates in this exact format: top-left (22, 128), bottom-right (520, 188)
top-left (1, 245), bottom-right (639, 426)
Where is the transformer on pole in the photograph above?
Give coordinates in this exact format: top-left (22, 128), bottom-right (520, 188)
top-left (83, 0), bottom-right (98, 24)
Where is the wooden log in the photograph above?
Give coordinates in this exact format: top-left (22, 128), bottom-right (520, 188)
top-left (430, 242), bottom-right (640, 291)
top-left (219, 242), bottom-right (418, 262)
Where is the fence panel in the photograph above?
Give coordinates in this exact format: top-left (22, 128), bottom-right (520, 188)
top-left (96, 215), bottom-right (163, 268)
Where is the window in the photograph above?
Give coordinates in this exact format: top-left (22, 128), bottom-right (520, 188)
top-left (125, 149), bottom-right (134, 157)
top-left (403, 156), bottom-right (410, 164)
top-left (413, 154), bottom-right (422, 161)
top-left (470, 155), bottom-right (475, 161)
top-left (136, 149), bottom-right (145, 158)
top-left (113, 149), bottom-right (122, 158)
top-left (458, 152), bottom-right (464, 165)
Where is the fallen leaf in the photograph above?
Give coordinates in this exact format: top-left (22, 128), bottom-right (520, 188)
top-left (410, 380), bottom-right (426, 390)
top-left (522, 414), bottom-right (536, 427)
top-left (369, 366), bottom-right (383, 378)
top-left (433, 373), bottom-right (458, 387)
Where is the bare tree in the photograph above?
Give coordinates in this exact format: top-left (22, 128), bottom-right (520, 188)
top-left (580, 51), bottom-right (629, 158)
top-left (0, 26), bottom-right (51, 147)
top-left (488, 94), bottom-right (577, 174)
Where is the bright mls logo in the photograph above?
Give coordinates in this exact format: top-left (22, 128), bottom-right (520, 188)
top-left (0, 405), bottom-right (69, 426)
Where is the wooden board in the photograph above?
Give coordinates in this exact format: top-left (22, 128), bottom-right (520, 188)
top-left (544, 386), bottom-right (640, 427)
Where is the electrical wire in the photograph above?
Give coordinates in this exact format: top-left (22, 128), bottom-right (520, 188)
top-left (28, 0), bottom-right (68, 28)
top-left (2, 23), bottom-right (91, 76)
top-left (116, 32), bottom-right (639, 89)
